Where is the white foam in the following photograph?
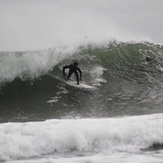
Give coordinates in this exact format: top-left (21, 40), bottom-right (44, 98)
top-left (5, 152), bottom-right (163, 163)
top-left (1, 114), bottom-right (163, 161)
top-left (47, 87), bottom-right (68, 104)
top-left (0, 46), bottom-right (76, 84)
top-left (90, 66), bottom-right (107, 86)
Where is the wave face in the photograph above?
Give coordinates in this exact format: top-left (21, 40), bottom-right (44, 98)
top-left (0, 41), bottom-right (163, 122)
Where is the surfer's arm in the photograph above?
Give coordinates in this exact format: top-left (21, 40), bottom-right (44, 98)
top-left (77, 68), bottom-right (82, 80)
top-left (63, 65), bottom-right (70, 76)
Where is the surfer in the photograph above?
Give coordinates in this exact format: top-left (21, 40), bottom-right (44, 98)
top-left (144, 56), bottom-right (152, 65)
top-left (146, 57), bottom-right (151, 62)
top-left (63, 62), bottom-right (82, 85)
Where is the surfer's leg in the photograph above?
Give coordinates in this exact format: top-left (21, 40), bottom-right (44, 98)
top-left (67, 71), bottom-right (73, 80)
top-left (75, 71), bottom-right (79, 85)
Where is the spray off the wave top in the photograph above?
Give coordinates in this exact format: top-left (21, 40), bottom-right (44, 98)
top-left (1, 0), bottom-right (162, 51)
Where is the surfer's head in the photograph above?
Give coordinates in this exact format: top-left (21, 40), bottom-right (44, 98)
top-left (146, 57), bottom-right (151, 62)
top-left (74, 62), bottom-right (78, 67)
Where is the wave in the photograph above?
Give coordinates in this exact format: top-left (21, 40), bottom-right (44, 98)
top-left (0, 41), bottom-right (163, 85)
top-left (1, 114), bottom-right (163, 161)
top-left (0, 41), bottom-right (163, 122)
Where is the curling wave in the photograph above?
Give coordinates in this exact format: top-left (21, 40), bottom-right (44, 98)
top-left (0, 41), bottom-right (163, 122)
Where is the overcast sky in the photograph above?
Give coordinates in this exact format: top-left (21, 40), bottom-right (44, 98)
top-left (0, 0), bottom-right (163, 51)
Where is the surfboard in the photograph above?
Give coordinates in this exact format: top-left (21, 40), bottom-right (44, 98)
top-left (66, 80), bottom-right (95, 89)
top-left (49, 74), bottom-right (95, 89)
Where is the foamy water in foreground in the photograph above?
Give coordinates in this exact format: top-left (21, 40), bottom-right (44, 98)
top-left (1, 114), bottom-right (163, 162)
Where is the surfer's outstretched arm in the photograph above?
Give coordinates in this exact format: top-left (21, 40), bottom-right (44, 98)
top-left (63, 65), bottom-right (70, 76)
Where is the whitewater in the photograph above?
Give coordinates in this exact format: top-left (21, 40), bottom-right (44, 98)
top-left (1, 114), bottom-right (163, 163)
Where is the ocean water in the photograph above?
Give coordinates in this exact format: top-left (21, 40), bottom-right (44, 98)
top-left (1, 41), bottom-right (163, 162)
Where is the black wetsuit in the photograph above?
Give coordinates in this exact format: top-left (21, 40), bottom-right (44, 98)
top-left (63, 64), bottom-right (82, 84)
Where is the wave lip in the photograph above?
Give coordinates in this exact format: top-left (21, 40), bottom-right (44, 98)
top-left (0, 46), bottom-right (76, 85)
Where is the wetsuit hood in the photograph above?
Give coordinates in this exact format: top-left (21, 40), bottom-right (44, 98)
top-left (74, 62), bottom-right (78, 66)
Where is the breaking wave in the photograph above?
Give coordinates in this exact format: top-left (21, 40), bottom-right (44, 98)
top-left (0, 41), bottom-right (163, 122)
